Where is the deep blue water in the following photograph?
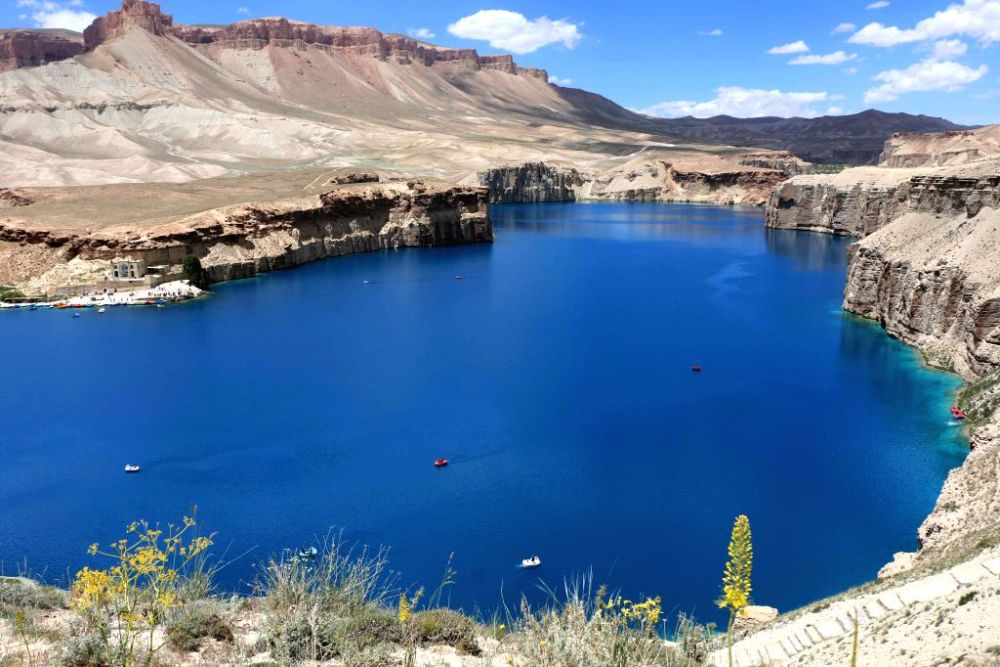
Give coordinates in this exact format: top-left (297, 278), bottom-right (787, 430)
top-left (0, 202), bottom-right (966, 623)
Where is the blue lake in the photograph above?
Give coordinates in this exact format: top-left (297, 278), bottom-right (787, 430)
top-left (0, 202), bottom-right (967, 623)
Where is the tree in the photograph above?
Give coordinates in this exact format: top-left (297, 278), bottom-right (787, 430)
top-left (181, 255), bottom-right (209, 290)
top-left (717, 514), bottom-right (753, 667)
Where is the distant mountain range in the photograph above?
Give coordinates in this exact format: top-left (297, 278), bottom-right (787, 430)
top-left (551, 86), bottom-right (969, 165)
top-left (643, 109), bottom-right (971, 165)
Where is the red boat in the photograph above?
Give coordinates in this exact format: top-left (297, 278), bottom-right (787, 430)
top-left (434, 458), bottom-right (449, 468)
top-left (951, 406), bottom-right (967, 420)
top-left (691, 365), bottom-right (703, 373)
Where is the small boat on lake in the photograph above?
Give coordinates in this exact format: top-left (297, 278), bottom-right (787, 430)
top-left (521, 556), bottom-right (541, 569)
top-left (297, 546), bottom-right (318, 560)
top-left (98, 307), bottom-right (106, 314)
top-left (455, 275), bottom-right (463, 280)
top-left (951, 406), bottom-right (967, 420)
top-left (124, 464), bottom-right (141, 473)
top-left (434, 458), bottom-right (449, 468)
top-left (691, 364), bottom-right (702, 373)
top-left (72, 313), bottom-right (81, 318)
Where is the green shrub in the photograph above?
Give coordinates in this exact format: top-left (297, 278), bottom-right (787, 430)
top-left (0, 285), bottom-right (24, 302)
top-left (0, 578), bottom-right (68, 617)
top-left (165, 601), bottom-right (234, 652)
top-left (412, 609), bottom-right (480, 655)
top-left (61, 634), bottom-right (109, 667)
top-left (343, 610), bottom-right (402, 648)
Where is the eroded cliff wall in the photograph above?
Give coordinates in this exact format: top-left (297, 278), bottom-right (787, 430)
top-left (765, 157), bottom-right (1000, 576)
top-left (481, 157), bottom-right (791, 207)
top-left (0, 180), bottom-right (491, 295)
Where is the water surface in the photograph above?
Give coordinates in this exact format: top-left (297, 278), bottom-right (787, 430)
top-left (0, 202), bottom-right (966, 621)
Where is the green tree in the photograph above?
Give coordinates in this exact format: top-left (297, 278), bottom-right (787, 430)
top-left (717, 515), bottom-right (752, 667)
top-left (181, 255), bottom-right (209, 290)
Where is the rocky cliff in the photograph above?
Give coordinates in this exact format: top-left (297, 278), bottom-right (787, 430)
top-left (880, 125), bottom-right (1000, 168)
top-left (481, 155), bottom-right (792, 207)
top-left (0, 178), bottom-right (491, 294)
top-left (76, 1), bottom-right (549, 80)
top-left (83, 0), bottom-right (173, 49)
top-left (0, 30), bottom-right (84, 72)
top-left (480, 163), bottom-right (585, 204)
top-left (766, 163), bottom-right (1000, 237)
top-left (766, 157), bottom-right (1000, 579)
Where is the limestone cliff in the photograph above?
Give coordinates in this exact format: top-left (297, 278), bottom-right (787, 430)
top-left (765, 157), bottom-right (1000, 579)
top-left (481, 155), bottom-right (792, 207)
top-left (766, 163), bottom-right (1000, 236)
top-left (880, 125), bottom-right (1000, 168)
top-left (0, 178), bottom-right (491, 294)
top-left (480, 163), bottom-right (584, 204)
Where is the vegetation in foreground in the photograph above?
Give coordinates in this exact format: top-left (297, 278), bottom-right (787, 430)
top-left (0, 514), bottom-right (753, 666)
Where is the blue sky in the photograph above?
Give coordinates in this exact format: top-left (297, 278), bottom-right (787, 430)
top-left (6, 0), bottom-right (999, 124)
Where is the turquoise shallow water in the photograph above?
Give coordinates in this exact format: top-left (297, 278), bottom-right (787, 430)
top-left (0, 202), bottom-right (966, 622)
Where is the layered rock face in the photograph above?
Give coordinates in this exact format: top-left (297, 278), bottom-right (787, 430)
top-left (480, 163), bottom-right (585, 204)
top-left (481, 157), bottom-right (791, 207)
top-left (737, 151), bottom-right (813, 176)
top-left (0, 30), bottom-right (84, 72)
top-left (880, 125), bottom-right (1000, 168)
top-left (766, 165), bottom-right (1000, 237)
top-left (0, 179), bottom-right (491, 293)
top-left (83, 0), bottom-right (173, 50)
top-left (766, 157), bottom-right (1000, 575)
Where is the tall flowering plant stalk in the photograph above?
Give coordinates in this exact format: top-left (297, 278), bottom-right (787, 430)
top-left (72, 515), bottom-right (214, 667)
top-left (717, 515), bottom-right (752, 667)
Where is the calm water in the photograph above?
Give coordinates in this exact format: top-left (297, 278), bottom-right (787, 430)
top-left (0, 203), bottom-right (966, 622)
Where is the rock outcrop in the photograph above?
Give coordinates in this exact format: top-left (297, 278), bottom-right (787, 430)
top-left (738, 151), bottom-right (813, 176)
top-left (0, 30), bottom-right (84, 72)
top-left (480, 163), bottom-right (585, 204)
top-left (481, 157), bottom-right (791, 207)
top-left (0, 178), bottom-right (491, 294)
top-left (880, 125), bottom-right (1000, 168)
top-left (766, 163), bottom-right (1000, 237)
top-left (83, 0), bottom-right (173, 50)
top-left (75, 2), bottom-right (550, 80)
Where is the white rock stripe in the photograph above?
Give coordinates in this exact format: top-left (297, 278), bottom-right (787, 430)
top-left (709, 554), bottom-right (1000, 666)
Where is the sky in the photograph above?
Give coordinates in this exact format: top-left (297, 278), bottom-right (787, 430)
top-left (4, 0), bottom-right (999, 124)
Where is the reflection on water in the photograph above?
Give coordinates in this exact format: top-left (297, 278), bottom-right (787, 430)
top-left (765, 227), bottom-right (853, 272)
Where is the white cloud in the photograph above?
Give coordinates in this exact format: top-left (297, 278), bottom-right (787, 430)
top-left (447, 10), bottom-right (581, 54)
top-left (408, 27), bottom-right (436, 40)
top-left (790, 50), bottom-right (859, 65)
top-left (844, 66), bottom-right (860, 74)
top-left (827, 105), bottom-right (845, 114)
top-left (931, 38), bottom-right (968, 58)
top-left (833, 22), bottom-right (857, 34)
top-left (548, 75), bottom-right (573, 85)
top-left (237, 6), bottom-right (250, 15)
top-left (850, 0), bottom-right (1000, 47)
top-left (639, 86), bottom-right (833, 118)
top-left (864, 58), bottom-right (988, 102)
top-left (767, 40), bottom-right (810, 54)
top-left (867, 1), bottom-right (890, 9)
top-left (16, 0), bottom-right (96, 32)
top-left (698, 28), bottom-right (724, 37)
